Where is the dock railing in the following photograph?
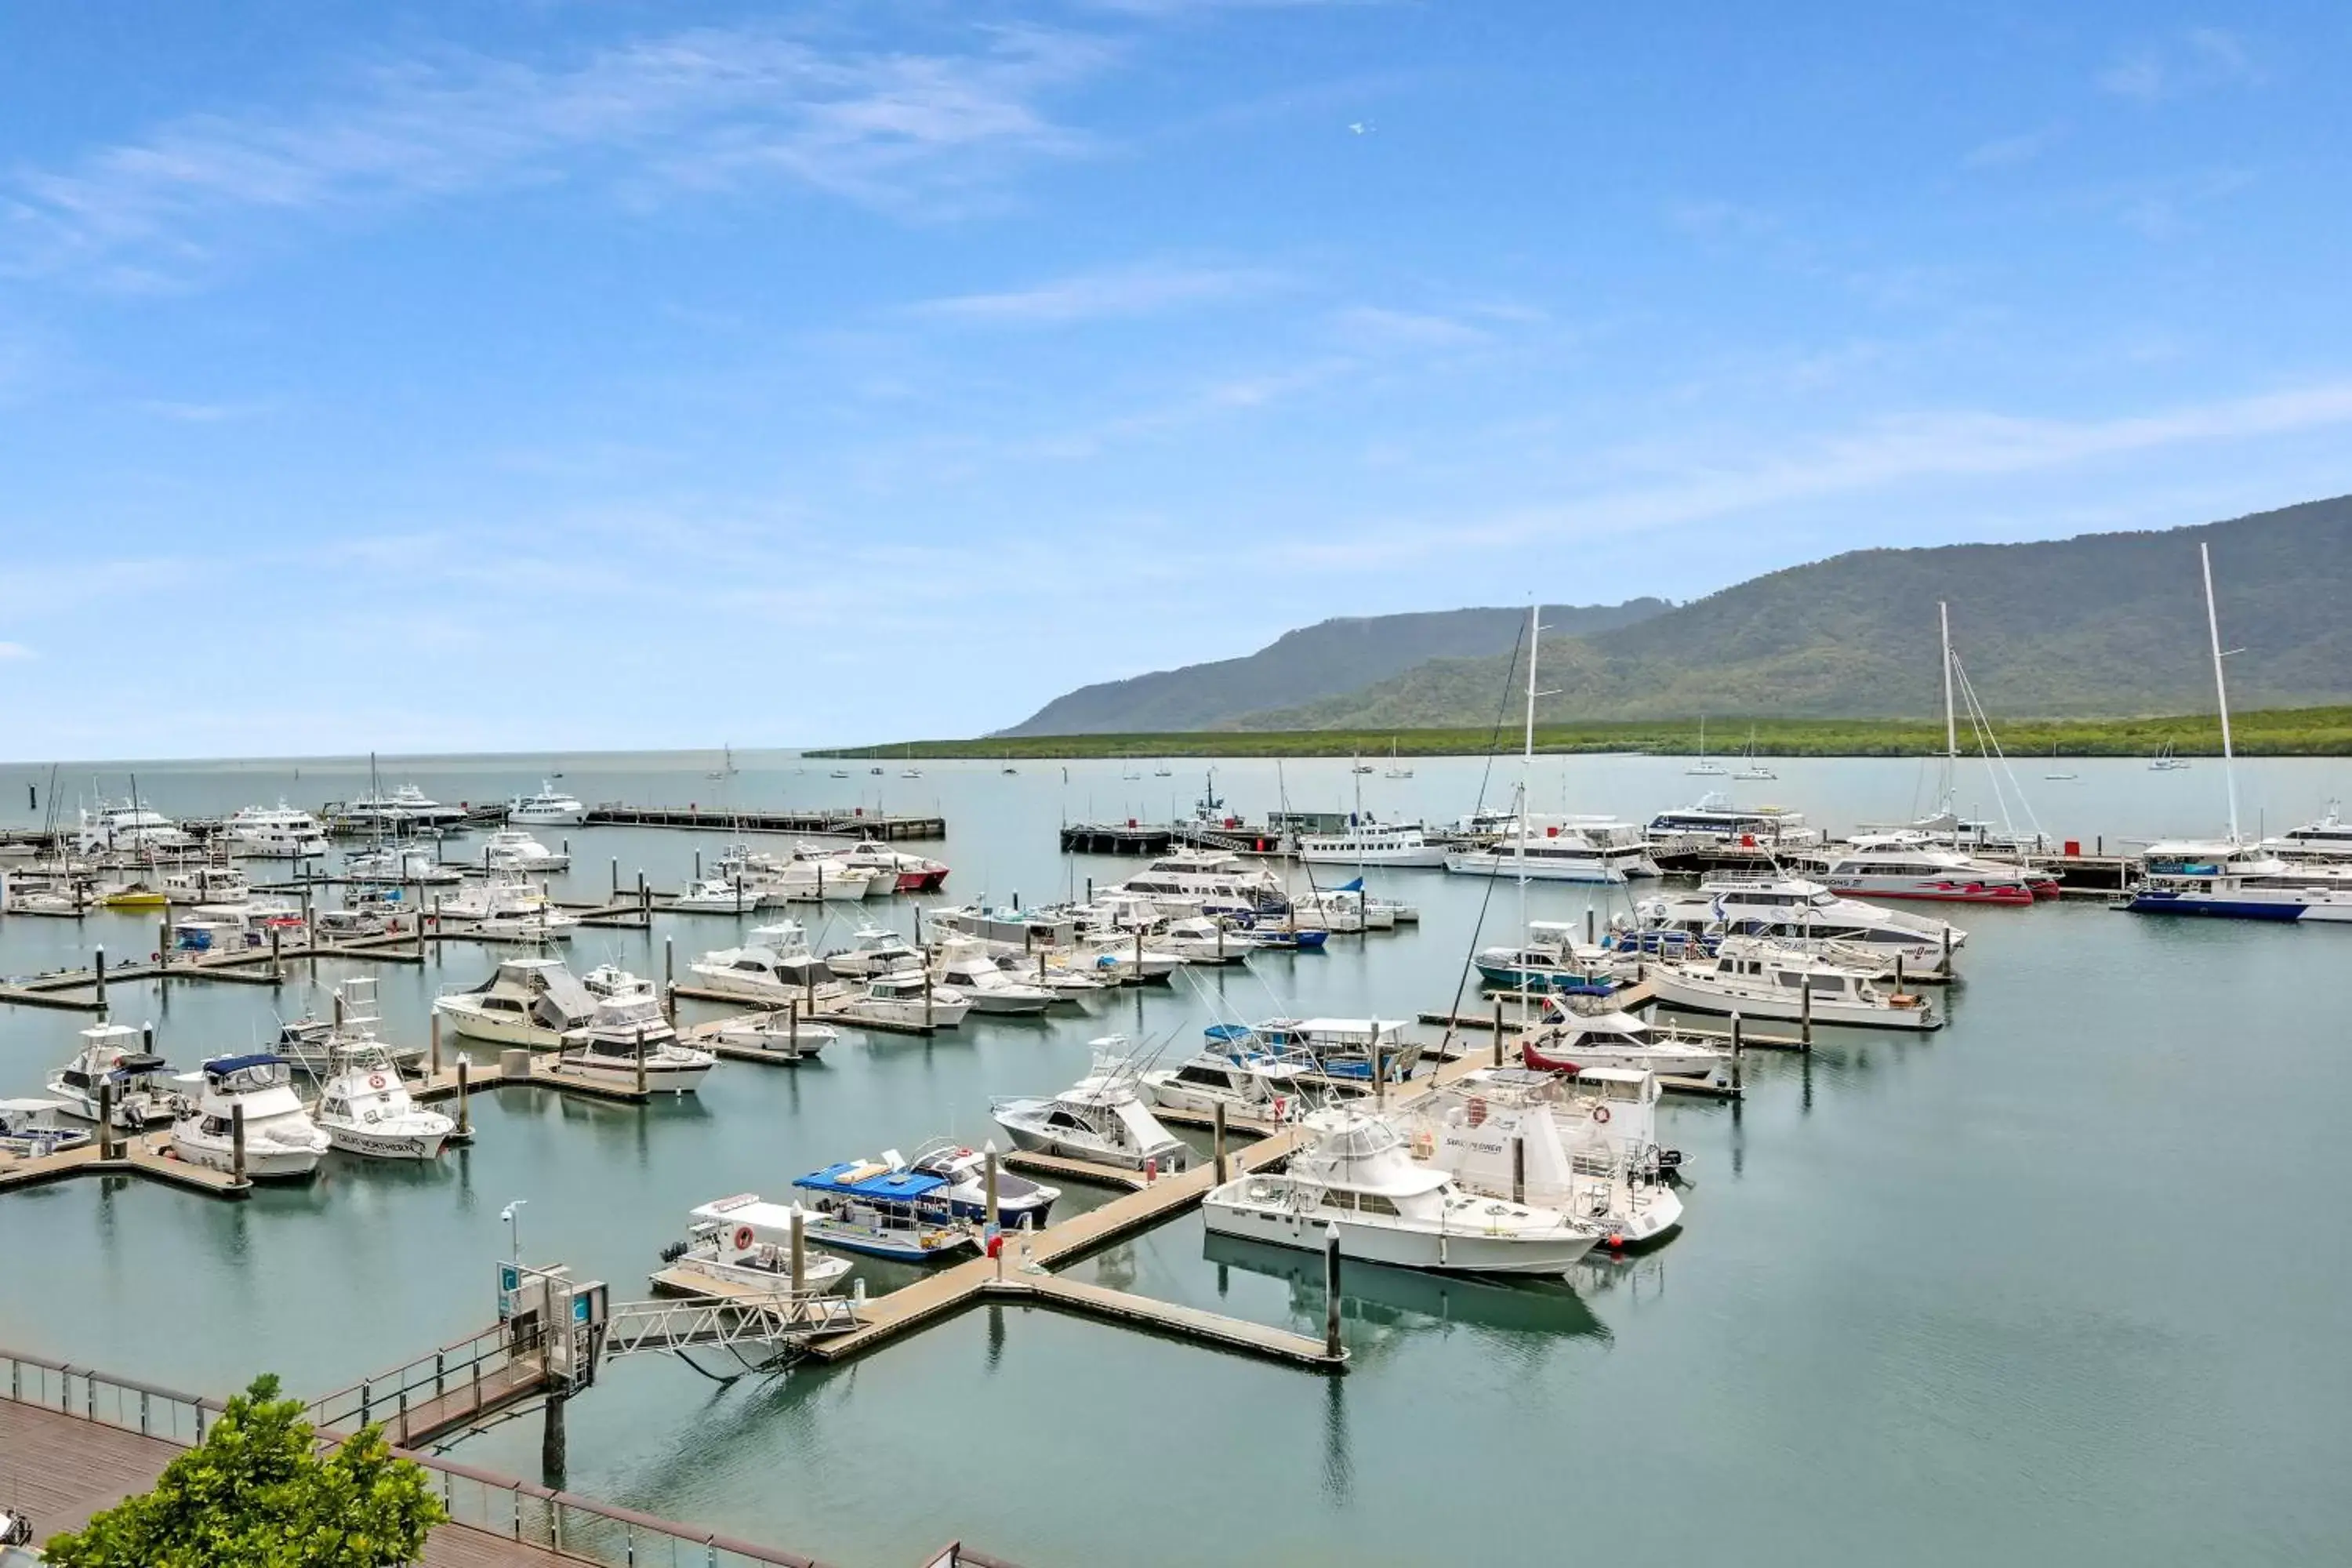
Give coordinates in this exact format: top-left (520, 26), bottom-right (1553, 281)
top-left (303, 1319), bottom-right (543, 1439)
top-left (412, 1452), bottom-right (834, 1568)
top-left (2, 1346), bottom-right (225, 1445)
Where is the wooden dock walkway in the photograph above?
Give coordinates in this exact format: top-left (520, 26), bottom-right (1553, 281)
top-left (585, 804), bottom-right (946, 841)
top-left (981, 1274), bottom-right (1341, 1368)
top-left (0, 1132), bottom-right (250, 1199)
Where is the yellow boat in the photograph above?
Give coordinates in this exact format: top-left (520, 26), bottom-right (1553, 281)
top-left (103, 885), bottom-right (168, 910)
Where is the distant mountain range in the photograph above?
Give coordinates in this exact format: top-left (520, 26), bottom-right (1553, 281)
top-left (998, 496), bottom-right (2352, 734)
top-left (999, 601), bottom-right (1671, 735)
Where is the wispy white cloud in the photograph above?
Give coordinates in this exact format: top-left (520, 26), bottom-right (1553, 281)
top-left (0, 641), bottom-right (34, 660)
top-left (1266, 381), bottom-right (2352, 570)
top-left (910, 260), bottom-right (1283, 325)
top-left (132, 398), bottom-right (273, 423)
top-left (4, 24), bottom-right (1112, 287)
top-left (1328, 305), bottom-right (1488, 350)
top-left (1962, 126), bottom-right (2063, 170)
top-left (2099, 27), bottom-right (2263, 103)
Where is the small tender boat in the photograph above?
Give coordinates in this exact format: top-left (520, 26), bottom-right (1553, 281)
top-left (0, 1098), bottom-right (94, 1158)
top-left (47, 1020), bottom-right (182, 1128)
top-left (314, 1041), bottom-right (453, 1160)
top-left (434, 955), bottom-right (600, 1048)
top-left (170, 1054), bottom-right (331, 1179)
top-left (102, 882), bottom-right (169, 910)
top-left (791, 1160), bottom-right (979, 1263)
top-left (992, 1047), bottom-right (1191, 1171)
top-left (906, 1137), bottom-right (1060, 1229)
top-left (662, 1195), bottom-right (854, 1294)
top-left (1203, 1107), bottom-right (1597, 1276)
top-left (553, 992), bottom-right (714, 1094)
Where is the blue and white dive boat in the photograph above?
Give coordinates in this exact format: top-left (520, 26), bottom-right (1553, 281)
top-left (2121, 544), bottom-right (2352, 927)
top-left (0, 1099), bottom-right (93, 1158)
top-left (791, 1157), bottom-right (979, 1263)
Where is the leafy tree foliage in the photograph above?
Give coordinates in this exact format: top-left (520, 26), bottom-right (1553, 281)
top-left (44, 1374), bottom-right (444, 1568)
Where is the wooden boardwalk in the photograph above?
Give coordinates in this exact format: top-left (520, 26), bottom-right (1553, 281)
top-left (0, 1398), bottom-right (612, 1566)
top-left (0, 1132), bottom-right (250, 1198)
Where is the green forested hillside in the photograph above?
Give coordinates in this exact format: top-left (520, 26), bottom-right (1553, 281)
top-left (999, 601), bottom-right (1670, 735)
top-left (1240, 496), bottom-right (2352, 728)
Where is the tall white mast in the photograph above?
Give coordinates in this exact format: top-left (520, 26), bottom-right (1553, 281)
top-left (1939, 601), bottom-right (1958, 811)
top-left (1519, 604), bottom-right (1540, 946)
top-left (2200, 542), bottom-right (2241, 843)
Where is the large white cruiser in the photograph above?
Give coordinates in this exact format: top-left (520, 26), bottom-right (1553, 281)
top-left (315, 1039), bottom-right (454, 1160)
top-left (1408, 1068), bottom-right (1685, 1248)
top-left (1203, 1106), bottom-right (1598, 1276)
top-left (1787, 834), bottom-right (2044, 906)
top-left (1295, 815), bottom-right (1448, 869)
top-left (74, 797), bottom-right (193, 856)
top-left (506, 780), bottom-right (587, 826)
top-left (223, 801), bottom-right (329, 860)
top-left (1633, 876), bottom-right (1964, 965)
top-left (170, 1054), bottom-right (330, 1179)
top-left (690, 922), bottom-right (841, 1004)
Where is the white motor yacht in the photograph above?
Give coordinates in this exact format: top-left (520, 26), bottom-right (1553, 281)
top-left (507, 780), bottom-right (587, 826)
top-left (436, 872), bottom-right (578, 940)
top-left (479, 829), bottom-right (569, 873)
top-left (822, 840), bottom-right (950, 893)
top-left (1446, 829), bottom-right (1630, 885)
top-left (1517, 1005), bottom-right (1733, 1081)
top-left (671, 877), bottom-right (764, 913)
top-left (434, 956), bottom-right (600, 1047)
top-left (929, 938), bottom-right (1054, 1015)
top-left (992, 1046), bottom-right (1190, 1170)
top-left (906, 1138), bottom-right (1061, 1229)
top-left (1648, 941), bottom-right (1941, 1031)
top-left (1787, 834), bottom-right (2045, 906)
top-left (161, 864), bottom-right (252, 905)
top-left (554, 992), bottom-right (714, 1095)
top-left (1634, 875), bottom-right (1964, 966)
top-left (1641, 796), bottom-right (1825, 853)
top-left (343, 783), bottom-right (467, 832)
top-left (690, 922), bottom-right (841, 1005)
top-left (222, 801), bottom-right (328, 860)
top-left (47, 1020), bottom-right (182, 1128)
top-left (1142, 1040), bottom-right (1313, 1123)
top-left (835, 973), bottom-right (971, 1029)
top-left (823, 924), bottom-right (927, 978)
top-left (1294, 815), bottom-right (1449, 868)
top-left (1203, 1106), bottom-right (1597, 1276)
top-left (346, 844), bottom-right (465, 884)
top-left (1150, 914), bottom-right (1253, 965)
top-left (74, 797), bottom-right (194, 856)
top-left (1409, 1069), bottom-right (1684, 1248)
top-left (2263, 802), bottom-right (2352, 866)
top-left (662, 1196), bottom-right (854, 1295)
top-left (170, 1054), bottom-right (331, 1179)
top-left (314, 1040), bottom-right (454, 1160)
top-left (710, 1009), bottom-right (837, 1060)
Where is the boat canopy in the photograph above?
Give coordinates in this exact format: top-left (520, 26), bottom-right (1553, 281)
top-left (794, 1161), bottom-right (950, 1203)
top-left (203, 1052), bottom-right (288, 1076)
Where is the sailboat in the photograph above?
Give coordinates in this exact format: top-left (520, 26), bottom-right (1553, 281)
top-left (1732, 726), bottom-right (1775, 781)
top-left (2044, 742), bottom-right (2078, 782)
top-left (1443, 608), bottom-right (1625, 886)
top-left (2151, 742), bottom-right (2190, 771)
top-left (2122, 543), bottom-right (2352, 923)
top-left (1385, 738), bottom-right (1414, 779)
top-left (1350, 750), bottom-right (1375, 775)
top-left (706, 743), bottom-right (739, 782)
top-left (1685, 717), bottom-right (1727, 776)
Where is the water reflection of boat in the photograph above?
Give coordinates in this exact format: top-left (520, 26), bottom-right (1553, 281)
top-left (1200, 1230), bottom-right (1609, 1345)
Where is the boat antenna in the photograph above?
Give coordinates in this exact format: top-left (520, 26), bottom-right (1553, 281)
top-left (2200, 541), bottom-right (2241, 844)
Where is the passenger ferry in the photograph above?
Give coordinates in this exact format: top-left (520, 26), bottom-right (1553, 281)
top-left (1642, 795), bottom-right (1824, 851)
top-left (2122, 842), bottom-right (2352, 923)
top-left (1786, 836), bottom-right (2046, 905)
top-left (1294, 815), bottom-right (1448, 868)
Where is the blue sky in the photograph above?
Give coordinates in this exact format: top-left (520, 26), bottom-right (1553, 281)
top-left (3, 2), bottom-right (2350, 758)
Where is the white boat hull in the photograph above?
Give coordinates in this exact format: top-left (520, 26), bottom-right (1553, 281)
top-left (172, 1131), bottom-right (326, 1180)
top-left (1201, 1191), bottom-right (1594, 1275)
top-left (1297, 846), bottom-right (1449, 869)
top-left (1646, 973), bottom-right (1940, 1031)
top-left (434, 1000), bottom-right (566, 1050)
top-left (550, 1059), bottom-right (712, 1095)
top-left (325, 1124), bottom-right (448, 1160)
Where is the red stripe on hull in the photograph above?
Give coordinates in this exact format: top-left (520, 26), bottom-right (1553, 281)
top-left (1834, 884), bottom-right (2034, 906)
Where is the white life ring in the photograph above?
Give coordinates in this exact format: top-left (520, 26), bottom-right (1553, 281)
top-left (368, 1073), bottom-right (387, 1091)
top-left (731, 1225), bottom-right (756, 1252)
top-left (1592, 1105), bottom-right (1612, 1124)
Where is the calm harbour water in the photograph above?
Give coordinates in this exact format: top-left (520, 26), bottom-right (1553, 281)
top-left (2, 750), bottom-right (2347, 1566)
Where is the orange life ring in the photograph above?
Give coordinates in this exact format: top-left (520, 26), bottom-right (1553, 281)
top-left (731, 1225), bottom-right (756, 1252)
top-left (368, 1073), bottom-right (387, 1091)
top-left (1592, 1105), bottom-right (1612, 1124)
